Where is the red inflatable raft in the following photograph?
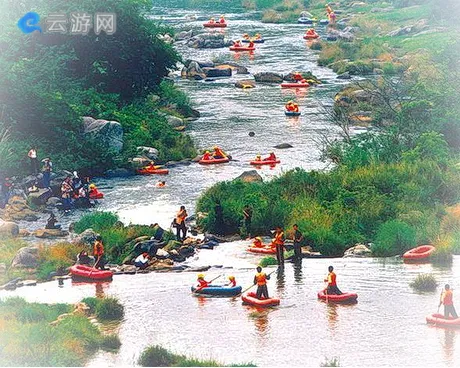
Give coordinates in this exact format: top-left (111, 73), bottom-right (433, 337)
top-left (199, 157), bottom-right (230, 165)
top-left (203, 22), bottom-right (227, 28)
top-left (317, 290), bottom-right (358, 303)
top-left (426, 314), bottom-right (460, 328)
top-left (70, 265), bottom-right (113, 281)
top-left (89, 191), bottom-right (104, 199)
top-left (247, 246), bottom-right (276, 255)
top-left (229, 46), bottom-right (255, 51)
top-left (303, 34), bottom-right (319, 39)
top-left (242, 291), bottom-right (280, 307)
top-left (403, 245), bottom-right (436, 262)
top-left (250, 160), bottom-right (280, 166)
top-left (281, 82), bottom-right (310, 88)
top-left (137, 168), bottom-right (169, 175)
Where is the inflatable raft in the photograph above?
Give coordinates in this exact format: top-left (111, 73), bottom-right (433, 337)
top-left (230, 46), bottom-right (255, 51)
top-left (191, 285), bottom-right (242, 296)
top-left (250, 160), bottom-right (280, 166)
top-left (426, 313), bottom-right (460, 328)
top-left (199, 157), bottom-right (230, 165)
top-left (317, 290), bottom-right (358, 303)
top-left (203, 22), bottom-right (227, 28)
top-left (247, 246), bottom-right (276, 255)
top-left (70, 265), bottom-right (113, 281)
top-left (242, 291), bottom-right (280, 307)
top-left (303, 34), bottom-right (319, 39)
top-left (281, 82), bottom-right (310, 88)
top-left (285, 111), bottom-right (301, 117)
top-left (137, 167), bottom-right (169, 175)
top-left (89, 191), bottom-right (104, 199)
top-left (403, 245), bottom-right (436, 262)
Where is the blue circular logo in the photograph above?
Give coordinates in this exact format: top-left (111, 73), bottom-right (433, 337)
top-left (18, 12), bottom-right (42, 34)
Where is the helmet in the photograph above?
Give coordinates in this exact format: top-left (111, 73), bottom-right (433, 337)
top-left (229, 276), bottom-right (235, 280)
top-left (213, 146), bottom-right (218, 149)
top-left (256, 154), bottom-right (261, 157)
top-left (221, 14), bottom-right (225, 17)
top-left (288, 100), bottom-right (293, 103)
top-left (197, 273), bottom-right (205, 279)
top-left (89, 184), bottom-right (96, 189)
top-left (205, 151), bottom-right (210, 154)
top-left (256, 236), bottom-right (262, 241)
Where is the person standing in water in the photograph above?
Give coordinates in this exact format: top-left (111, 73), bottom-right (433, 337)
top-left (324, 266), bottom-right (342, 295)
top-left (439, 284), bottom-right (458, 318)
top-left (175, 205), bottom-right (188, 242)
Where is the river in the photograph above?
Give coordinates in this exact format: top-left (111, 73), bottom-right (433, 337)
top-left (4, 5), bottom-right (459, 368)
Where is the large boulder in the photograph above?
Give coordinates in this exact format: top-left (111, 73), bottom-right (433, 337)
top-left (11, 247), bottom-right (39, 269)
top-left (343, 244), bottom-right (372, 258)
top-left (46, 197), bottom-right (61, 206)
top-left (274, 143), bottom-right (293, 149)
top-left (34, 229), bottom-right (69, 238)
top-left (254, 72), bottom-right (284, 83)
top-left (72, 228), bottom-right (98, 246)
top-left (181, 61), bottom-right (206, 80)
top-left (82, 116), bottom-right (124, 153)
top-left (327, 29), bottom-right (355, 42)
top-left (0, 196), bottom-right (39, 222)
top-left (0, 220), bottom-right (19, 237)
top-left (176, 29), bottom-right (194, 41)
top-left (166, 115), bottom-right (185, 128)
top-left (235, 80), bottom-right (256, 89)
top-left (186, 33), bottom-right (232, 49)
top-left (203, 67), bottom-right (232, 78)
top-left (234, 170), bottom-right (263, 183)
top-left (27, 188), bottom-right (53, 206)
top-left (137, 147), bottom-right (159, 161)
top-left (131, 156), bottom-right (152, 168)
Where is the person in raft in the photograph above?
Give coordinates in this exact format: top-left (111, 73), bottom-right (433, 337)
top-left (306, 28), bottom-right (317, 36)
top-left (254, 266), bottom-right (271, 299)
top-left (93, 235), bottom-right (107, 270)
top-left (253, 236), bottom-right (264, 248)
top-left (219, 15), bottom-right (226, 24)
top-left (233, 40), bottom-right (243, 48)
top-left (208, 17), bottom-right (215, 24)
top-left (156, 180), bottom-right (166, 188)
top-left (243, 33), bottom-right (250, 40)
top-left (439, 284), bottom-right (458, 318)
top-left (77, 250), bottom-right (92, 265)
top-left (255, 33), bottom-right (262, 40)
top-left (226, 275), bottom-right (237, 287)
top-left (263, 152), bottom-right (277, 162)
top-left (293, 71), bottom-right (303, 82)
top-left (248, 40), bottom-right (255, 48)
top-left (292, 224), bottom-right (304, 260)
top-left (202, 150), bottom-right (212, 161)
top-left (213, 146), bottom-right (227, 159)
top-left (254, 154), bottom-right (262, 162)
top-left (324, 265), bottom-right (342, 295)
top-left (197, 274), bottom-right (210, 288)
top-left (175, 205), bottom-right (188, 241)
top-left (134, 252), bottom-right (150, 269)
top-left (272, 226), bottom-right (285, 265)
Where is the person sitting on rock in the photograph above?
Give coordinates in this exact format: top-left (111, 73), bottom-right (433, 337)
top-left (213, 146), bottom-right (227, 159)
top-left (202, 151), bottom-right (212, 161)
top-left (253, 236), bottom-right (264, 248)
top-left (28, 181), bottom-right (39, 193)
top-left (45, 213), bottom-right (61, 230)
top-left (219, 15), bottom-right (226, 24)
top-left (197, 274), bottom-right (209, 288)
top-left (134, 252), bottom-right (150, 269)
top-left (306, 28), bottom-right (317, 36)
top-left (227, 275), bottom-right (237, 287)
top-left (77, 250), bottom-right (92, 265)
top-left (264, 152), bottom-right (277, 162)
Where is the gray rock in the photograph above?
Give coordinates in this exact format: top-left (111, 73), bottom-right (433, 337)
top-left (350, 89), bottom-right (372, 102)
top-left (274, 143), bottom-right (293, 149)
top-left (28, 188), bottom-right (53, 206)
top-left (234, 170), bottom-right (263, 183)
top-left (105, 168), bottom-right (135, 178)
top-left (176, 29), bottom-right (194, 40)
top-left (328, 29), bottom-right (355, 42)
top-left (182, 61), bottom-right (206, 79)
top-left (72, 229), bottom-right (98, 246)
top-left (11, 247), bottom-right (39, 269)
top-left (166, 115), bottom-right (185, 128)
top-left (254, 72), bottom-right (284, 83)
top-left (23, 280), bottom-right (37, 286)
top-left (0, 220), bottom-right (19, 237)
top-left (187, 33), bottom-right (232, 49)
top-left (343, 244), bottom-right (372, 258)
top-left (47, 197), bottom-right (61, 206)
top-left (82, 116), bottom-right (124, 153)
top-left (235, 80), bottom-right (256, 89)
top-left (34, 228), bottom-right (69, 238)
top-left (137, 146), bottom-right (159, 160)
top-left (337, 72), bottom-right (351, 79)
top-left (131, 156), bottom-right (152, 168)
top-left (203, 67), bottom-right (232, 78)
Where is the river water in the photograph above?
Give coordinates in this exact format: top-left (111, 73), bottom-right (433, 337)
top-left (4, 6), bottom-right (459, 368)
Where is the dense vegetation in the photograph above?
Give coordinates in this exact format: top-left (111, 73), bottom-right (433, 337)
top-left (0, 0), bottom-right (196, 178)
top-left (197, 0), bottom-right (460, 257)
top-left (409, 274), bottom-right (438, 292)
top-left (138, 345), bottom-right (255, 367)
top-left (0, 297), bottom-right (121, 366)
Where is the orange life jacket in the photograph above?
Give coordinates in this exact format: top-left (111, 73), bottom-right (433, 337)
top-left (176, 209), bottom-right (187, 224)
top-left (93, 240), bottom-right (104, 256)
top-left (214, 148), bottom-right (226, 157)
top-left (253, 239), bottom-right (263, 248)
top-left (327, 272), bottom-right (337, 286)
top-left (229, 279), bottom-right (236, 287)
top-left (203, 152), bottom-right (211, 160)
top-left (273, 231), bottom-right (284, 245)
top-left (255, 272), bottom-right (267, 286)
top-left (443, 290), bottom-right (454, 306)
top-left (198, 279), bottom-right (209, 287)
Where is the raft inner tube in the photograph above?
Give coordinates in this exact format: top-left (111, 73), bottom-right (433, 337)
top-left (242, 39), bottom-right (265, 43)
top-left (242, 291), bottom-right (280, 307)
top-left (229, 46), bottom-right (255, 51)
top-left (136, 168), bottom-right (170, 175)
top-left (191, 285), bottom-right (242, 296)
top-left (426, 313), bottom-right (460, 328)
top-left (285, 111), bottom-right (301, 116)
top-left (70, 265), bottom-right (113, 281)
top-left (281, 82), bottom-right (310, 88)
top-left (402, 245), bottom-right (436, 261)
top-left (199, 157), bottom-right (230, 165)
top-left (247, 246), bottom-right (276, 254)
top-left (203, 22), bottom-right (227, 28)
top-left (317, 290), bottom-right (358, 303)
top-left (250, 160), bottom-right (280, 166)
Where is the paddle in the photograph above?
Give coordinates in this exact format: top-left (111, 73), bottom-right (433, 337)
top-left (89, 255), bottom-right (102, 277)
top-left (238, 268), bottom-right (278, 296)
top-left (192, 274), bottom-right (222, 293)
top-left (324, 281), bottom-right (329, 304)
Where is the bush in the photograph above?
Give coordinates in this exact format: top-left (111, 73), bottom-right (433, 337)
top-left (100, 335), bottom-right (122, 352)
top-left (372, 220), bottom-right (416, 256)
top-left (259, 256), bottom-right (277, 267)
top-left (410, 274), bottom-right (438, 292)
top-left (321, 357), bottom-right (340, 367)
top-left (95, 297), bottom-right (125, 321)
top-left (73, 212), bottom-right (119, 234)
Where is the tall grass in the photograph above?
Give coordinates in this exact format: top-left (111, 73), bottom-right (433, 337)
top-left (410, 274), bottom-right (438, 292)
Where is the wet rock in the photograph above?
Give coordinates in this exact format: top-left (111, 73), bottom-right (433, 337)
top-left (11, 247), bottom-right (39, 269)
top-left (234, 170), bottom-right (263, 183)
top-left (147, 259), bottom-right (174, 271)
top-left (133, 239), bottom-right (164, 256)
top-left (249, 132), bottom-right (255, 137)
top-left (158, 33), bottom-right (174, 44)
top-left (34, 228), bottom-right (69, 238)
top-left (343, 244), bottom-right (372, 258)
top-left (137, 146), bottom-right (159, 161)
top-left (0, 220), bottom-right (19, 237)
top-left (351, 1), bottom-right (367, 7)
top-left (327, 35), bottom-right (338, 41)
top-left (120, 264), bottom-right (137, 274)
top-left (131, 156), bottom-right (152, 168)
top-left (23, 280), bottom-right (37, 286)
top-left (47, 197), bottom-right (61, 206)
top-left (105, 168), bottom-right (135, 178)
top-left (156, 248), bottom-right (169, 258)
top-left (187, 33), bottom-right (232, 49)
top-left (82, 116), bottom-right (124, 153)
top-left (253, 72), bottom-right (284, 83)
top-left (179, 245), bottom-right (195, 257)
top-left (235, 80), bottom-right (256, 89)
top-left (284, 72), bottom-right (321, 84)
top-left (0, 196), bottom-right (39, 222)
top-left (72, 229), bottom-right (98, 246)
top-left (274, 143), bottom-right (293, 149)
top-left (327, 29), bottom-right (355, 42)
top-left (166, 115), bottom-right (185, 128)
top-left (182, 61), bottom-right (206, 79)
top-left (337, 72), bottom-right (351, 80)
top-left (176, 29), bottom-right (194, 40)
top-left (203, 67), bottom-right (232, 78)
top-left (185, 266), bottom-right (211, 272)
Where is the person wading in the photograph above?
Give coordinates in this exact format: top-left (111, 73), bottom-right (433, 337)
top-left (439, 284), bottom-right (458, 318)
top-left (175, 205), bottom-right (188, 242)
top-left (93, 235), bottom-right (106, 270)
top-left (254, 266), bottom-right (271, 299)
top-left (273, 226), bottom-right (285, 266)
top-left (292, 224), bottom-right (304, 260)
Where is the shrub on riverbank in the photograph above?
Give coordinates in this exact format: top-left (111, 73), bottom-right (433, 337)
top-left (410, 274), bottom-right (438, 292)
top-left (138, 345), bottom-right (255, 367)
top-left (0, 297), bottom-right (118, 366)
top-left (82, 297), bottom-right (125, 321)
